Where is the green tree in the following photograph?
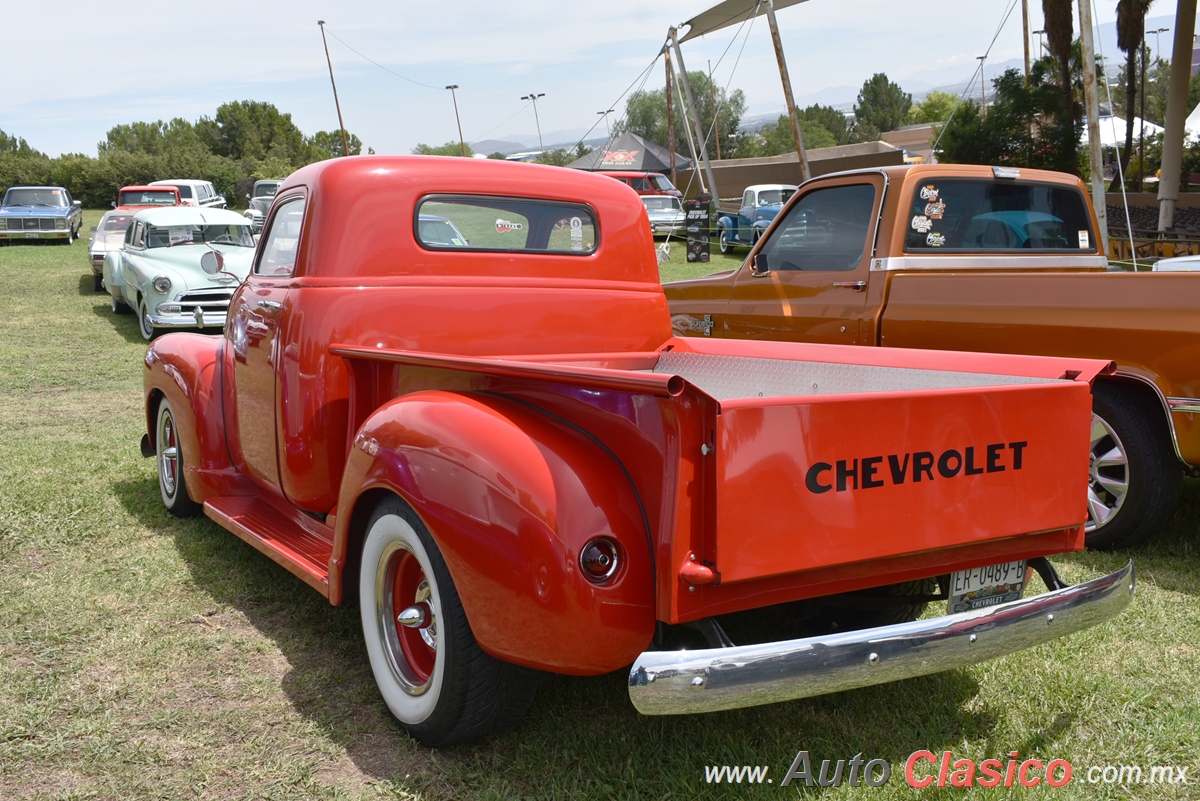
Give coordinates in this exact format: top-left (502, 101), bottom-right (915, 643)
top-left (1042, 0), bottom-right (1077, 172)
top-left (306, 130), bottom-right (364, 160)
top-left (617, 72), bottom-right (747, 158)
top-left (195, 101), bottom-right (308, 167)
top-left (799, 104), bottom-right (853, 145)
top-left (412, 141), bottom-right (474, 157)
top-left (853, 73), bottom-right (912, 135)
top-left (487, 151), bottom-right (507, 160)
top-left (742, 116), bottom-right (837, 158)
top-left (906, 90), bottom-right (959, 124)
top-left (1114, 0), bottom-right (1155, 187)
top-left (937, 66), bottom-right (1080, 173)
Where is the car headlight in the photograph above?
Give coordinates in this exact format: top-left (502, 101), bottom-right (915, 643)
top-left (56, 219), bottom-right (66, 229)
top-left (152, 275), bottom-right (172, 294)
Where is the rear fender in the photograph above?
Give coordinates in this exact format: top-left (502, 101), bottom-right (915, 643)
top-left (143, 333), bottom-right (249, 502)
top-left (333, 390), bottom-right (655, 675)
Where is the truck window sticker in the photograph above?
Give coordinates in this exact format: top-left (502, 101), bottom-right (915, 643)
top-left (416, 195), bottom-right (597, 255)
top-left (755, 183), bottom-right (876, 272)
top-left (903, 179), bottom-right (1096, 253)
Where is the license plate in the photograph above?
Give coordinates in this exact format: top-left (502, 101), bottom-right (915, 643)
top-left (25, 232), bottom-right (38, 239)
top-left (949, 560), bottom-right (1026, 613)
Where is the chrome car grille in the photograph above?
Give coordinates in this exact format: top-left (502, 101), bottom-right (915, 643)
top-left (6, 218), bottom-right (56, 230)
top-left (176, 289), bottom-right (236, 312)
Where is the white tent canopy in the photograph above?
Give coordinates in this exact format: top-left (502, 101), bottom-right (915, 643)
top-left (1081, 115), bottom-right (1165, 148)
top-left (1186, 103), bottom-right (1200, 139)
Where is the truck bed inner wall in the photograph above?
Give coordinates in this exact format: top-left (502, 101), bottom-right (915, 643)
top-left (880, 271), bottom-right (1200, 463)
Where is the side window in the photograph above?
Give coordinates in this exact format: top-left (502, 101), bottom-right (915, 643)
top-left (124, 221), bottom-right (137, 246)
top-left (743, 190), bottom-right (754, 208)
top-left (416, 195), bottom-right (597, 254)
top-left (256, 196), bottom-right (306, 276)
top-left (756, 183), bottom-right (877, 272)
top-left (130, 221), bottom-right (146, 249)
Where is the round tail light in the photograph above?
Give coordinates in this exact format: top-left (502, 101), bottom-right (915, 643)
top-left (580, 537), bottom-right (620, 583)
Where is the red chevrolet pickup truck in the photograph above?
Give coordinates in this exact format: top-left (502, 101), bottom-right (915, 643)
top-left (140, 156), bottom-right (1132, 746)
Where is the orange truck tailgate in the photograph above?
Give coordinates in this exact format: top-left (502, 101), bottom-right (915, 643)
top-left (654, 342), bottom-right (1105, 586)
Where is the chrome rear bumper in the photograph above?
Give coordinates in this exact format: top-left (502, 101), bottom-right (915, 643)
top-left (628, 561), bottom-right (1133, 715)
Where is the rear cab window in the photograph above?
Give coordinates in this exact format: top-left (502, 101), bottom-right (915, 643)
top-left (415, 196), bottom-right (597, 254)
top-left (903, 178), bottom-right (1097, 252)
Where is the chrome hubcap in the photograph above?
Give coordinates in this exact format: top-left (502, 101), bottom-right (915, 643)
top-left (377, 542), bottom-right (438, 695)
top-left (1087, 413), bottom-right (1128, 531)
top-left (158, 412), bottom-right (178, 498)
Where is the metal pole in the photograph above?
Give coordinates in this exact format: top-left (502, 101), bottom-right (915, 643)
top-left (669, 27), bottom-right (719, 197)
top-left (446, 86), bottom-right (466, 158)
top-left (1077, 0), bottom-right (1108, 254)
top-left (598, 109), bottom-right (614, 138)
top-left (1158, 1), bottom-right (1197, 233)
top-left (764, 0), bottom-right (810, 181)
top-left (671, 50), bottom-right (706, 195)
top-left (1139, 44), bottom-right (1147, 191)
top-left (707, 60), bottom-right (721, 160)
top-left (318, 21), bottom-right (351, 158)
top-left (1033, 29), bottom-right (1046, 60)
top-left (521, 93), bottom-right (545, 152)
top-left (977, 56), bottom-right (987, 116)
top-left (1021, 0), bottom-right (1031, 85)
top-left (665, 46), bottom-right (677, 187)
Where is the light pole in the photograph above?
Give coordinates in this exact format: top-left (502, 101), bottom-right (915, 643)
top-left (521, 93), bottom-right (546, 152)
top-left (317, 21), bottom-right (351, 158)
top-left (1152, 26), bottom-right (1170, 59)
top-left (977, 55), bottom-right (987, 117)
top-left (446, 85), bottom-right (466, 158)
top-left (1032, 29), bottom-right (1047, 60)
top-left (597, 109), bottom-right (614, 138)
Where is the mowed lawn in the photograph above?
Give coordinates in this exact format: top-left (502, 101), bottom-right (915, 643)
top-left (0, 212), bottom-right (1197, 800)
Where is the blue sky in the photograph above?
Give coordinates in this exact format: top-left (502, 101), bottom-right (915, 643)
top-left (5, 1), bottom-right (1186, 157)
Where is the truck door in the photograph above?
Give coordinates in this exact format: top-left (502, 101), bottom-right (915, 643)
top-left (224, 195), bottom-right (306, 491)
top-left (722, 175), bottom-right (883, 345)
top-left (737, 188), bottom-right (755, 243)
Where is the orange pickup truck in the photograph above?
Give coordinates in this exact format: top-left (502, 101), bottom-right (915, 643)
top-left (666, 164), bottom-right (1200, 549)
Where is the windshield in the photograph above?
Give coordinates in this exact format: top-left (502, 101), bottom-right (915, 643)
top-left (651, 175), bottom-right (678, 193)
top-left (160, 184), bottom-right (193, 199)
top-left (642, 197), bottom-right (682, 211)
top-left (145, 223), bottom-right (254, 248)
top-left (757, 189), bottom-right (795, 206)
top-left (254, 183), bottom-right (281, 198)
top-left (417, 217), bottom-right (468, 246)
top-left (104, 215), bottom-right (133, 232)
top-left (120, 190), bottom-right (178, 206)
top-left (4, 188), bottom-right (67, 207)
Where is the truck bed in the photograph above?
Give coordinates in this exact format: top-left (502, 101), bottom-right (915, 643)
top-left (335, 337), bottom-right (1109, 619)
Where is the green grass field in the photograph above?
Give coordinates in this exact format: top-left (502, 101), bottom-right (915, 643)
top-left (0, 212), bottom-right (1197, 799)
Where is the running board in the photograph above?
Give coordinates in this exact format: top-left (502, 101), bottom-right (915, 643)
top-left (204, 494), bottom-right (333, 597)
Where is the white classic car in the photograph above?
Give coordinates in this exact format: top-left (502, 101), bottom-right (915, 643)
top-left (103, 207), bottom-right (254, 340)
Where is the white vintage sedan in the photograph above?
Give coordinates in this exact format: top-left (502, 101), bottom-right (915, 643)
top-left (103, 207), bottom-right (255, 340)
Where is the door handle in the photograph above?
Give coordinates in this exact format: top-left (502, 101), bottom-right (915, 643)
top-left (257, 300), bottom-right (281, 311)
top-left (832, 281), bottom-right (867, 291)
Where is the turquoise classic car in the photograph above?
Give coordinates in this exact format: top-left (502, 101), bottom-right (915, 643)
top-left (0, 186), bottom-right (83, 244)
top-left (103, 207), bottom-right (255, 340)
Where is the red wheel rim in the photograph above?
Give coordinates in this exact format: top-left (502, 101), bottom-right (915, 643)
top-left (391, 551), bottom-right (435, 684)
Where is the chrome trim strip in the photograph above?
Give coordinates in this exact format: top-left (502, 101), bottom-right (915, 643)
top-left (1167, 397), bottom-right (1200, 413)
top-left (1110, 373), bottom-right (1186, 464)
top-left (870, 255), bottom-right (1109, 271)
top-left (628, 561), bottom-right (1133, 716)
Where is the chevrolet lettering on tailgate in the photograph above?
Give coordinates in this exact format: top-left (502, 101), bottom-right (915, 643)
top-left (805, 441), bottom-right (1028, 493)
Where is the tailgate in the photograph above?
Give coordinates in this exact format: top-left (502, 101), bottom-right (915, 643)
top-left (656, 350), bottom-right (1096, 585)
